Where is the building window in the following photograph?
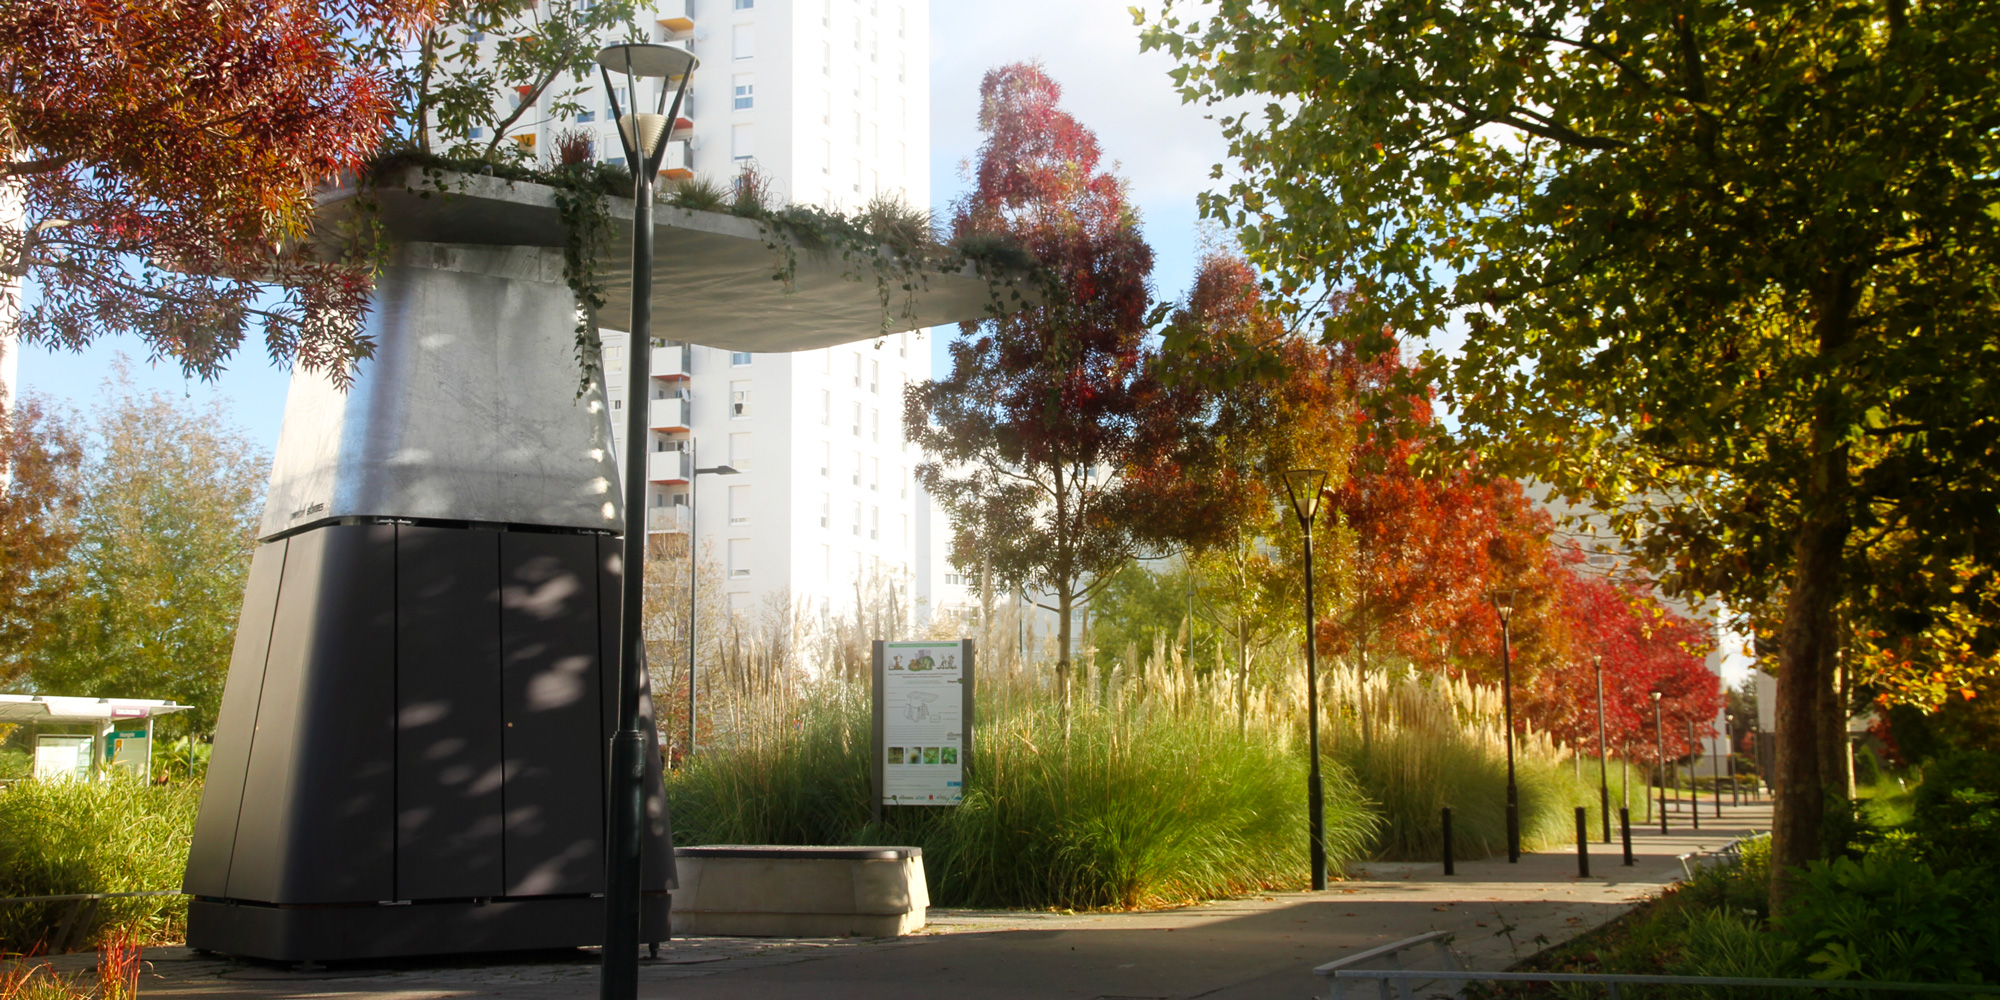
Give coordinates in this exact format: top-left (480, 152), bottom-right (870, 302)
top-left (732, 24), bottom-right (754, 59)
top-left (820, 442), bottom-right (831, 477)
top-left (819, 494), bottom-right (830, 528)
top-left (729, 538), bottom-right (751, 577)
top-left (731, 350), bottom-right (753, 365)
top-left (945, 573), bottom-right (963, 586)
top-left (852, 502), bottom-right (862, 536)
top-left (870, 408), bottom-right (879, 442)
top-left (734, 0), bottom-right (754, 8)
top-left (852, 402), bottom-right (862, 437)
top-left (729, 431), bottom-right (752, 472)
top-left (730, 381), bottom-right (751, 418)
top-left (577, 108), bottom-right (595, 123)
top-left (869, 507), bottom-right (879, 540)
top-left (732, 123), bottom-right (754, 160)
top-left (469, 126), bottom-right (485, 139)
top-left (897, 466), bottom-right (906, 499)
top-left (852, 352), bottom-right (863, 387)
top-left (869, 458), bottom-right (879, 491)
top-left (869, 360), bottom-right (879, 393)
top-left (851, 452), bottom-right (861, 486)
top-left (820, 390), bottom-right (831, 426)
top-left (733, 80), bottom-right (754, 111)
top-left (729, 485), bottom-right (751, 525)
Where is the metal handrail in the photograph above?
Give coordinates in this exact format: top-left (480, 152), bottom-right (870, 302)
top-left (1322, 968), bottom-right (2000, 999)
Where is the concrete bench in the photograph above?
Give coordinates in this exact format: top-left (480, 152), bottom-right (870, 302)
top-left (669, 846), bottom-right (927, 938)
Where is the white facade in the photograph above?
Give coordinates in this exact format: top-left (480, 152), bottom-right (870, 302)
top-left (563, 0), bottom-right (936, 627)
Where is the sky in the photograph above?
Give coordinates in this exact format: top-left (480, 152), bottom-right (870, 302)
top-left (14, 0), bottom-right (1229, 459)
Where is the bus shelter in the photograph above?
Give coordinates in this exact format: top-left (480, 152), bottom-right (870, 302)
top-left (0, 695), bottom-right (192, 784)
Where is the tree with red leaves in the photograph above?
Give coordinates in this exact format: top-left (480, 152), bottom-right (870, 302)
top-left (1519, 568), bottom-right (1721, 768)
top-left (0, 0), bottom-right (436, 383)
top-left (1321, 344), bottom-right (1575, 723)
top-left (908, 63), bottom-right (1207, 710)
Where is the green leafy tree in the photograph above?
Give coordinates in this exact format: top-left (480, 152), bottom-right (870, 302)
top-left (1142, 0), bottom-right (2000, 903)
top-left (21, 366), bottom-right (266, 738)
top-left (0, 397), bottom-right (84, 687)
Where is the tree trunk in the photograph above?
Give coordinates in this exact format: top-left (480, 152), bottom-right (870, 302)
top-left (1236, 618), bottom-right (1249, 737)
top-left (1771, 272), bottom-right (1858, 913)
top-left (1056, 589), bottom-right (1075, 736)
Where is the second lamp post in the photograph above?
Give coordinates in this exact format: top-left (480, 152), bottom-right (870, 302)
top-left (1490, 590), bottom-right (1520, 863)
top-left (1283, 469), bottom-right (1329, 891)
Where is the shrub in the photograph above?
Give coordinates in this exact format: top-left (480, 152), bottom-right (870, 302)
top-left (0, 778), bottom-right (200, 954)
top-left (1910, 748), bottom-right (2000, 866)
top-left (1776, 847), bottom-right (2000, 984)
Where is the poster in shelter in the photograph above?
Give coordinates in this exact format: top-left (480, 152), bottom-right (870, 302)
top-left (877, 640), bottom-right (969, 806)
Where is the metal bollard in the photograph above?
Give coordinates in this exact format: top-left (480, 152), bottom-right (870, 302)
top-left (1620, 807), bottom-right (1635, 866)
top-left (1575, 807), bottom-right (1591, 878)
top-left (1442, 807), bottom-right (1455, 876)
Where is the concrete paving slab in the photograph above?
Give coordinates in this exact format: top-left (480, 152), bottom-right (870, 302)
top-left (16, 802), bottom-right (1771, 1000)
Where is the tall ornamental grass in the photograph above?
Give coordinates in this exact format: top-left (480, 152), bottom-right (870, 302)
top-left (0, 778), bottom-right (199, 953)
top-left (670, 655), bottom-right (1378, 910)
top-left (1323, 667), bottom-right (1645, 861)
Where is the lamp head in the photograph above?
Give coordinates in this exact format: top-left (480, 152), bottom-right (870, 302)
top-left (1488, 589), bottom-right (1515, 622)
top-left (1281, 469), bottom-right (1328, 526)
top-left (715, 465), bottom-right (739, 475)
top-left (596, 43), bottom-right (698, 175)
top-left (1650, 689), bottom-right (1664, 704)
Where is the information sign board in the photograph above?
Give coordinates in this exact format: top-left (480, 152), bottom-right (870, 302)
top-left (872, 639), bottom-right (974, 812)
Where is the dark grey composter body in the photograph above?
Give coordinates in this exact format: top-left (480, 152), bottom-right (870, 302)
top-left (184, 244), bottom-right (673, 961)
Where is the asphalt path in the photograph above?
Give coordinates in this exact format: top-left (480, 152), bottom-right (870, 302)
top-left (41, 801), bottom-right (1771, 1000)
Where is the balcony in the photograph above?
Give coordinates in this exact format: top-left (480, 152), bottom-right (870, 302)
top-left (648, 396), bottom-right (691, 431)
top-left (647, 450), bottom-right (691, 483)
top-left (651, 344), bottom-right (690, 379)
top-left (656, 0), bottom-right (694, 38)
top-left (647, 505), bottom-right (691, 533)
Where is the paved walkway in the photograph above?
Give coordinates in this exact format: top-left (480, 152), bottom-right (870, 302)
top-left (39, 801), bottom-right (1770, 1000)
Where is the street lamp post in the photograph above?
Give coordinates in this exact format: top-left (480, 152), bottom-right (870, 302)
top-left (1687, 717), bottom-right (1701, 831)
top-left (683, 437), bottom-right (738, 758)
top-left (598, 41), bottom-right (697, 1000)
top-left (1712, 712), bottom-right (1724, 819)
top-left (1490, 590), bottom-right (1520, 864)
top-left (1282, 469), bottom-right (1329, 891)
top-left (1651, 690), bottom-right (1667, 835)
top-left (1594, 654), bottom-right (1610, 843)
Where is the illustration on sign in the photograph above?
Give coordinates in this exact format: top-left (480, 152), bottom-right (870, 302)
top-left (877, 639), bottom-right (970, 807)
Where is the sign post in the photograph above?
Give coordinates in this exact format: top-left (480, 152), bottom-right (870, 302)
top-left (872, 639), bottom-right (975, 822)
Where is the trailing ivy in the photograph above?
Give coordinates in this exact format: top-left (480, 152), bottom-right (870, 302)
top-left (349, 150), bottom-right (1034, 385)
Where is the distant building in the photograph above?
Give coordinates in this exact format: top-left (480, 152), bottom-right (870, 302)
top-left (472, 0), bottom-right (951, 631)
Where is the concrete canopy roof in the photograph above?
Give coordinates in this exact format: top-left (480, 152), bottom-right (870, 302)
top-left (316, 167), bottom-right (1018, 353)
top-left (0, 694), bottom-right (191, 724)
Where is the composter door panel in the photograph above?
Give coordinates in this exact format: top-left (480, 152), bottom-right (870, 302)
top-left (396, 526), bottom-right (504, 901)
top-left (184, 539), bottom-right (289, 897)
top-left (499, 532), bottom-right (605, 896)
top-left (226, 525), bottom-right (396, 903)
